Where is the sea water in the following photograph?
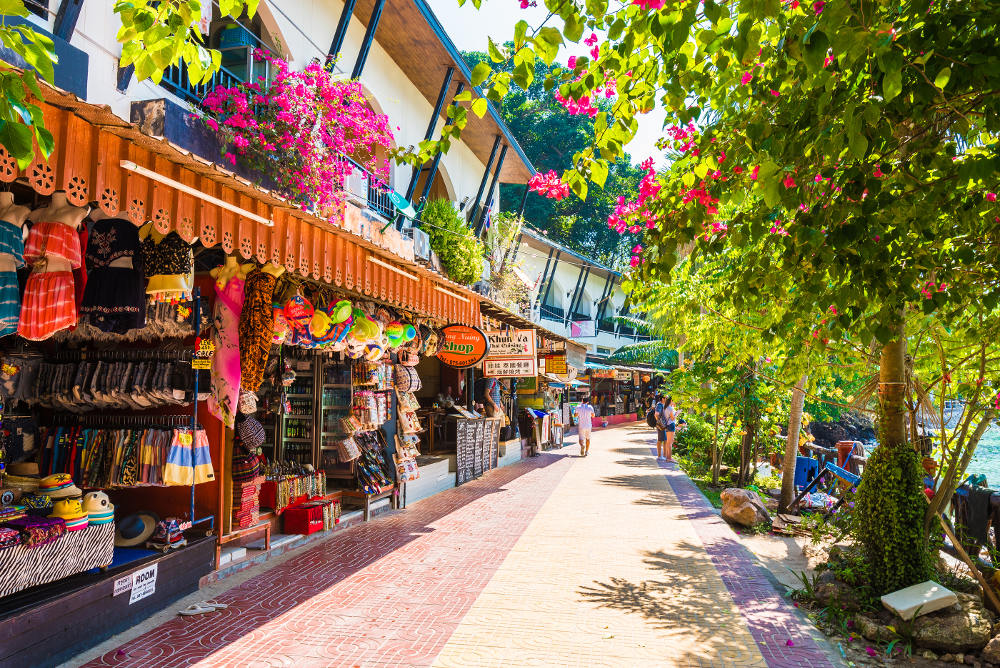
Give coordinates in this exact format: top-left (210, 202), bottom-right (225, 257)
top-left (968, 428), bottom-right (1000, 484)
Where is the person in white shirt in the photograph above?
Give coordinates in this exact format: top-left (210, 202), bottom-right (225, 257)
top-left (575, 397), bottom-right (596, 457)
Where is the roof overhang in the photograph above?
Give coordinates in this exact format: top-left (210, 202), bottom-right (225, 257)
top-left (353, 0), bottom-right (535, 183)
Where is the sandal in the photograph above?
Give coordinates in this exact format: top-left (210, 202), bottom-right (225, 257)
top-left (178, 602), bottom-right (220, 616)
top-left (203, 601), bottom-right (229, 610)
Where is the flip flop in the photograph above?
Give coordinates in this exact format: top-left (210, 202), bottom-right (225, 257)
top-left (203, 601), bottom-right (229, 610)
top-left (178, 602), bottom-right (219, 616)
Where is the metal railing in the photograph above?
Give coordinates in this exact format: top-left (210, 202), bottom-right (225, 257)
top-left (539, 305), bottom-right (564, 321)
top-left (159, 63), bottom-right (247, 108)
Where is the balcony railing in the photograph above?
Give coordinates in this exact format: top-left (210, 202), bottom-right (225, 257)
top-left (159, 63), bottom-right (246, 108)
top-left (539, 305), bottom-right (564, 321)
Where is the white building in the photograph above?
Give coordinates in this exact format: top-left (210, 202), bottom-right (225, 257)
top-left (511, 228), bottom-right (648, 361)
top-left (17, 0), bottom-right (533, 230)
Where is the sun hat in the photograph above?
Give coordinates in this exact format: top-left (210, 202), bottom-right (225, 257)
top-left (8, 461), bottom-right (39, 476)
top-left (82, 491), bottom-right (114, 515)
top-left (115, 512), bottom-right (158, 547)
top-left (39, 473), bottom-right (82, 499)
top-left (237, 415), bottom-right (266, 450)
top-left (49, 498), bottom-right (89, 531)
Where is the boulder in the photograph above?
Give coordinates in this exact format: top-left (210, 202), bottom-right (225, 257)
top-left (913, 593), bottom-right (994, 653)
top-left (983, 635), bottom-right (1000, 664)
top-left (720, 488), bottom-right (771, 527)
top-left (855, 613), bottom-right (896, 643)
top-left (815, 578), bottom-right (863, 611)
top-left (808, 411), bottom-right (876, 449)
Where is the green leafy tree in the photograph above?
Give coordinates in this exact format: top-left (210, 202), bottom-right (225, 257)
top-left (456, 0), bottom-right (1000, 595)
top-left (463, 49), bottom-right (644, 267)
top-left (422, 198), bottom-right (485, 285)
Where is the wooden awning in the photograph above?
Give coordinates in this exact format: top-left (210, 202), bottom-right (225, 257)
top-left (1, 83), bottom-right (482, 325)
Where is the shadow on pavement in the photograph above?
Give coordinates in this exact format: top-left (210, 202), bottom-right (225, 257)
top-left (578, 545), bottom-right (759, 664)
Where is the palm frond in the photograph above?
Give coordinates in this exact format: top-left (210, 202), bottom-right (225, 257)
top-left (610, 315), bottom-right (657, 335)
top-left (608, 341), bottom-right (678, 367)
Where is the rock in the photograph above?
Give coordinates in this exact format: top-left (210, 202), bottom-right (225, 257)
top-left (913, 593), bottom-right (994, 653)
top-left (922, 650), bottom-right (939, 660)
top-left (720, 488), bottom-right (771, 527)
top-left (943, 654), bottom-right (955, 663)
top-left (815, 578), bottom-right (863, 611)
top-left (984, 635), bottom-right (1000, 664)
top-left (808, 411), bottom-right (876, 449)
top-left (956, 654), bottom-right (965, 664)
top-left (801, 543), bottom-right (829, 570)
top-left (856, 613), bottom-right (897, 643)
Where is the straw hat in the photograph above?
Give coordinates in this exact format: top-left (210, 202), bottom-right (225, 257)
top-left (115, 512), bottom-right (158, 547)
top-left (38, 473), bottom-right (82, 499)
top-left (8, 462), bottom-right (39, 476)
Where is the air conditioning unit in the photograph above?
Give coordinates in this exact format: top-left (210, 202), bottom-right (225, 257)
top-left (411, 228), bottom-right (431, 264)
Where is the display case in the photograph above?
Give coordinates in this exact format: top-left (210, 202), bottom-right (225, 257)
top-left (319, 360), bottom-right (353, 480)
top-left (280, 356), bottom-right (316, 465)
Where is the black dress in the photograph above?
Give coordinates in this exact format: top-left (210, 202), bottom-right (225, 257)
top-left (79, 218), bottom-right (146, 333)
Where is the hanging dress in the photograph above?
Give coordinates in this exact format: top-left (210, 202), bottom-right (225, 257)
top-left (208, 276), bottom-right (245, 428)
top-left (0, 220), bottom-right (24, 337)
top-left (238, 268), bottom-right (277, 394)
top-left (19, 221), bottom-right (82, 341)
top-left (80, 218), bottom-right (146, 333)
top-left (141, 232), bottom-right (194, 301)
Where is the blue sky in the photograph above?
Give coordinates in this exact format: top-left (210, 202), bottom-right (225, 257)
top-left (427, 0), bottom-right (668, 168)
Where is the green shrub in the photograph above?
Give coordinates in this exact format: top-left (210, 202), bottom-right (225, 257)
top-left (421, 198), bottom-right (485, 285)
top-left (674, 413), bottom-right (715, 464)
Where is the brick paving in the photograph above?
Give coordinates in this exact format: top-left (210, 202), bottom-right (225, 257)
top-left (80, 424), bottom-right (839, 668)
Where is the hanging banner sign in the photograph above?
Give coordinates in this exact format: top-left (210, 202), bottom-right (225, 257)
top-left (437, 325), bottom-right (491, 368)
top-left (484, 357), bottom-right (537, 378)
top-left (571, 320), bottom-right (596, 338)
top-left (485, 329), bottom-right (536, 358)
top-left (615, 370), bottom-right (632, 381)
top-left (590, 368), bottom-right (616, 380)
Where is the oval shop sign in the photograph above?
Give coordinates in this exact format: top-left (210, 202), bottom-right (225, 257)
top-left (437, 325), bottom-right (491, 369)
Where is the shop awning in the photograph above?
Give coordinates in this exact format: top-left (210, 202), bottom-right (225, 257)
top-left (542, 373), bottom-right (588, 388)
top-left (7, 78), bottom-right (483, 325)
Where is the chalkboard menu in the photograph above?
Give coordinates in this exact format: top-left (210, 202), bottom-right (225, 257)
top-left (455, 417), bottom-right (503, 486)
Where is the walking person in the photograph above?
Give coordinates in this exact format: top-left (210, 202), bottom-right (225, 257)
top-left (654, 393), bottom-right (667, 459)
top-left (575, 397), bottom-right (595, 457)
top-left (662, 396), bottom-right (678, 462)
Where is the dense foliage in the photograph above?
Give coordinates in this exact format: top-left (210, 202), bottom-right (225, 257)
top-left (422, 198), bottom-right (486, 285)
top-left (463, 49), bottom-right (644, 268)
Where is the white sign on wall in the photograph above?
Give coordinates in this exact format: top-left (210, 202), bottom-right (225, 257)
top-left (128, 564), bottom-right (158, 604)
top-left (484, 357), bottom-right (537, 378)
top-left (485, 329), bottom-right (536, 358)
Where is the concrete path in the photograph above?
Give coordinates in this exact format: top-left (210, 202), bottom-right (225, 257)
top-left (79, 424), bottom-right (838, 668)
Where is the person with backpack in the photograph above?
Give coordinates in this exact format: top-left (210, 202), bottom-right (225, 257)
top-left (661, 396), bottom-right (678, 461)
top-left (649, 393), bottom-right (668, 459)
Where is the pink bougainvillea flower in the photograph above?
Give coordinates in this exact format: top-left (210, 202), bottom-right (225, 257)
top-left (629, 255), bottom-right (642, 268)
top-left (865, 647), bottom-right (877, 657)
top-left (783, 174), bottom-right (796, 188)
top-left (528, 170), bottom-right (570, 200)
top-left (567, 55), bottom-right (577, 69)
top-left (584, 33), bottom-right (599, 46)
top-left (733, 166), bottom-right (743, 174)
top-left (786, 640), bottom-right (795, 647)
top-left (829, 305), bottom-right (838, 314)
top-left (873, 165), bottom-right (884, 178)
top-left (987, 192), bottom-right (998, 202)
top-left (770, 89), bottom-right (781, 97)
top-left (632, 244), bottom-right (643, 254)
top-left (823, 54), bottom-right (835, 68)
top-left (813, 0), bottom-right (825, 13)
top-left (590, 45), bottom-right (600, 59)
top-left (740, 71), bottom-right (753, 85)
top-left (874, 235), bottom-right (881, 241)
top-left (750, 165), bottom-right (760, 180)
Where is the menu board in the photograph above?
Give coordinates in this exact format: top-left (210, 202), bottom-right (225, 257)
top-left (456, 419), bottom-right (476, 485)
top-left (455, 417), bottom-right (502, 485)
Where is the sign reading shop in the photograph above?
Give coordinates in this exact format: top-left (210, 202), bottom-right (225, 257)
top-left (437, 325), bottom-right (491, 369)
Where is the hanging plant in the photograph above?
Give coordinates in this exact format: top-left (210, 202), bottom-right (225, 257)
top-left (201, 50), bottom-right (395, 219)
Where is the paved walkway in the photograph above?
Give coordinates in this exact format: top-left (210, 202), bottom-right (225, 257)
top-left (81, 424), bottom-right (838, 668)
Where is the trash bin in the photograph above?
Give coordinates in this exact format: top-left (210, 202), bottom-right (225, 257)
top-left (794, 456), bottom-right (820, 488)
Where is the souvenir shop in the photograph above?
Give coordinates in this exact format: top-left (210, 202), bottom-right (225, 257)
top-left (0, 86), bottom-right (483, 665)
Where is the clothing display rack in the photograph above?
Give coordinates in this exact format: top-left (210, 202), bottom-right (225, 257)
top-left (188, 287), bottom-right (213, 532)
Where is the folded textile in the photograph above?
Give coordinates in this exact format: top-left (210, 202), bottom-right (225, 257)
top-left (2, 515), bottom-right (67, 548)
top-left (0, 526), bottom-right (21, 550)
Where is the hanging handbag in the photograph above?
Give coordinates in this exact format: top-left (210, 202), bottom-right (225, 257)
top-left (230, 440), bottom-right (261, 484)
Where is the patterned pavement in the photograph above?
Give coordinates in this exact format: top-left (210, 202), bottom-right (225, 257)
top-left (81, 424), bottom-right (838, 668)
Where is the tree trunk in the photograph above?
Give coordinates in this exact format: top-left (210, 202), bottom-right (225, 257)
top-left (854, 320), bottom-right (933, 594)
top-left (711, 406), bottom-right (721, 485)
top-left (779, 375), bottom-right (808, 513)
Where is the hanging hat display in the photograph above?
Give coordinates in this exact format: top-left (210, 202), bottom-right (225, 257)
top-left (272, 304), bottom-right (290, 344)
top-left (238, 390), bottom-right (258, 415)
top-left (284, 292), bottom-right (315, 334)
top-left (385, 321), bottom-right (405, 348)
top-left (329, 299), bottom-right (353, 324)
top-left (237, 414), bottom-right (267, 451)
